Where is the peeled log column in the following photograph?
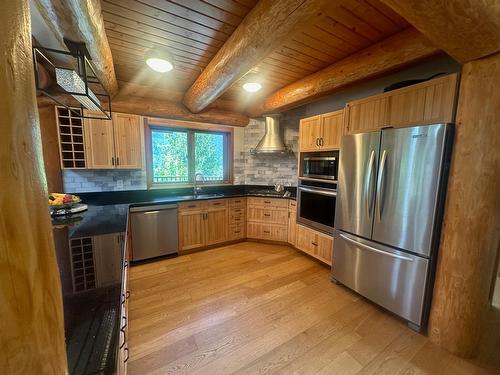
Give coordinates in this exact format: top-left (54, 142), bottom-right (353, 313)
top-left (0, 0), bottom-right (67, 372)
top-left (428, 53), bottom-right (500, 357)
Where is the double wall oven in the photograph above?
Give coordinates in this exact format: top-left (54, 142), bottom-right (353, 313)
top-left (297, 151), bottom-right (338, 235)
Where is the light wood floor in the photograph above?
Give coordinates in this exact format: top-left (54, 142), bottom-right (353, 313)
top-left (128, 242), bottom-right (500, 374)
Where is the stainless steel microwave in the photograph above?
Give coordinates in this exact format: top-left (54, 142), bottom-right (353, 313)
top-left (300, 151), bottom-right (339, 181)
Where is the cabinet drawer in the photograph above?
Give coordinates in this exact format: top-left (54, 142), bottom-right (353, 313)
top-left (228, 197), bottom-right (247, 208)
top-left (247, 222), bottom-right (287, 242)
top-left (247, 207), bottom-right (288, 225)
top-left (289, 200), bottom-right (297, 210)
top-left (230, 206), bottom-right (246, 215)
top-left (178, 201), bottom-right (204, 211)
top-left (206, 199), bottom-right (227, 210)
top-left (230, 211), bottom-right (246, 224)
top-left (247, 197), bottom-right (289, 208)
top-left (229, 224), bottom-right (246, 240)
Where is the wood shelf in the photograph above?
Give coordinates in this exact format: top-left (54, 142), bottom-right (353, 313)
top-left (56, 106), bottom-right (87, 169)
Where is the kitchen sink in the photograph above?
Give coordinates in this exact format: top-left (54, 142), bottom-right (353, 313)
top-left (176, 193), bottom-right (225, 200)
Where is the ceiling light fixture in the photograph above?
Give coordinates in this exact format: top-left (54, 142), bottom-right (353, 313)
top-left (146, 49), bottom-right (174, 73)
top-left (243, 82), bottom-right (262, 93)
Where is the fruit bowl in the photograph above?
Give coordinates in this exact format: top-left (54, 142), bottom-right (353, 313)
top-left (48, 193), bottom-right (81, 210)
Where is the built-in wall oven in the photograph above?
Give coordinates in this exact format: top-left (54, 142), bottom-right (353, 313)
top-left (297, 181), bottom-right (337, 235)
top-left (297, 151), bottom-right (338, 234)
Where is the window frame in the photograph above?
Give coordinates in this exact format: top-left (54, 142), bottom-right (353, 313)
top-left (144, 117), bottom-right (234, 189)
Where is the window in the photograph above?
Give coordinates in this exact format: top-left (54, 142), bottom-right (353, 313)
top-left (147, 123), bottom-right (231, 186)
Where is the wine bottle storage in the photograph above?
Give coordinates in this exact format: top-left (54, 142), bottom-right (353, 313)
top-left (70, 237), bottom-right (96, 293)
top-left (56, 106), bottom-right (86, 169)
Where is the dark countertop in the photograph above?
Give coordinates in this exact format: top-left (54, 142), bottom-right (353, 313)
top-left (52, 185), bottom-right (296, 374)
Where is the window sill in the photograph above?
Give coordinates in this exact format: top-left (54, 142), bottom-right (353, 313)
top-left (148, 181), bottom-right (233, 190)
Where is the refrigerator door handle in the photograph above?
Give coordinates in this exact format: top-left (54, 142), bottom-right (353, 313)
top-left (364, 150), bottom-right (376, 220)
top-left (376, 149), bottom-right (388, 222)
top-left (339, 233), bottom-right (414, 262)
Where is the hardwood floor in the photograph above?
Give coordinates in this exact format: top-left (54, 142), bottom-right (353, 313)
top-left (128, 241), bottom-right (500, 374)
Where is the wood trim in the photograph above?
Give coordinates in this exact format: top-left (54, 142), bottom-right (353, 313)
top-left (143, 117), bottom-right (234, 189)
top-left (248, 28), bottom-right (440, 116)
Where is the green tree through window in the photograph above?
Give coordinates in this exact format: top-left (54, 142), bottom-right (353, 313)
top-left (150, 127), bottom-right (230, 185)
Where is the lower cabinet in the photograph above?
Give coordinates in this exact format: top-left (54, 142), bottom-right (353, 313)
top-left (288, 200), bottom-right (297, 246)
top-left (247, 197), bottom-right (288, 242)
top-left (178, 200), bottom-right (229, 251)
top-left (296, 224), bottom-right (333, 266)
top-left (247, 222), bottom-right (288, 242)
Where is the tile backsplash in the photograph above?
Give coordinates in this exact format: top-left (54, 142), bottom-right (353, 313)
top-left (63, 115), bottom-right (301, 193)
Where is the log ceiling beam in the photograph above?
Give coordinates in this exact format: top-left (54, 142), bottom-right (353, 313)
top-left (379, 0), bottom-right (500, 63)
top-left (31, 0), bottom-right (119, 96)
top-left (247, 28), bottom-right (440, 117)
top-left (182, 0), bottom-right (331, 113)
top-left (111, 96), bottom-right (249, 127)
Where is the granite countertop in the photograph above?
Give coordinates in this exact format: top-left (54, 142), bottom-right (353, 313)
top-left (52, 185), bottom-right (296, 374)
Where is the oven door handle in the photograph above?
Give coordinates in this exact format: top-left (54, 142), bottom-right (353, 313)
top-left (299, 186), bottom-right (337, 197)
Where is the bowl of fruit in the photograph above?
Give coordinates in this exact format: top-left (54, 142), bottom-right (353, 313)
top-left (48, 193), bottom-right (81, 210)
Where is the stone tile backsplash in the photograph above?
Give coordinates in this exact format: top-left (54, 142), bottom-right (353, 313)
top-left (63, 115), bottom-right (301, 192)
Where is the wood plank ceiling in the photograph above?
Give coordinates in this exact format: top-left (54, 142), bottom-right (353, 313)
top-left (101, 0), bottom-right (409, 113)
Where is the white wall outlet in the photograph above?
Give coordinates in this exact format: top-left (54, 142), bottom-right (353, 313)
top-left (116, 179), bottom-right (124, 189)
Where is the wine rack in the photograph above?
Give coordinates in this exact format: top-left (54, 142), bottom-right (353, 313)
top-left (56, 106), bottom-right (86, 169)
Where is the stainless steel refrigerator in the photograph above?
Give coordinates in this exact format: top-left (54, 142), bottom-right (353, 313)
top-left (332, 123), bottom-right (453, 330)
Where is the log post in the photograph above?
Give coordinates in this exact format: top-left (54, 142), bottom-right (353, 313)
top-left (428, 52), bottom-right (500, 357)
top-left (0, 0), bottom-right (67, 373)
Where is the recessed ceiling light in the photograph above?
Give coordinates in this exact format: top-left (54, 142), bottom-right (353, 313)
top-left (243, 82), bottom-right (262, 93)
top-left (145, 49), bottom-right (174, 73)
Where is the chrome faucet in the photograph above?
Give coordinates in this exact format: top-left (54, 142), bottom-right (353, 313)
top-left (194, 172), bottom-right (204, 196)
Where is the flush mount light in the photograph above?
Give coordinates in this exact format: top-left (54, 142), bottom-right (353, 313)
top-left (243, 82), bottom-right (262, 93)
top-left (146, 49), bottom-right (174, 73)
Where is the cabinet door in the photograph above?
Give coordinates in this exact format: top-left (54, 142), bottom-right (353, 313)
top-left (178, 210), bottom-right (205, 251)
top-left (288, 208), bottom-right (297, 246)
top-left (299, 115), bottom-right (322, 151)
top-left (388, 87), bottom-right (427, 127)
top-left (84, 115), bottom-right (115, 168)
top-left (320, 110), bottom-right (344, 150)
top-left (205, 207), bottom-right (228, 246)
top-left (247, 222), bottom-right (265, 239)
top-left (423, 74), bottom-right (458, 124)
top-left (296, 224), bottom-right (316, 256)
top-left (316, 232), bottom-right (333, 266)
top-left (345, 96), bottom-right (389, 135)
top-left (113, 113), bottom-right (142, 169)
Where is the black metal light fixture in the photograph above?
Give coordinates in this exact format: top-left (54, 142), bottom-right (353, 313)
top-left (33, 40), bottom-right (112, 120)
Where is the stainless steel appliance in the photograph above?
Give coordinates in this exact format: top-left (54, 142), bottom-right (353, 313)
top-left (297, 181), bottom-right (337, 235)
top-left (333, 123), bottom-right (453, 330)
top-left (130, 204), bottom-right (179, 261)
top-left (300, 151), bottom-right (338, 181)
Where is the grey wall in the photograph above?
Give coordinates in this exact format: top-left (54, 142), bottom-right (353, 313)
top-left (63, 55), bottom-right (461, 193)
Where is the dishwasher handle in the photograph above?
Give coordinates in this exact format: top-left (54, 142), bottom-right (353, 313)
top-left (130, 204), bottom-right (178, 213)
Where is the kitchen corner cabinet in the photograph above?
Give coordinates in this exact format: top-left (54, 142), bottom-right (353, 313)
top-left (344, 73), bottom-right (458, 135)
top-left (299, 109), bottom-right (344, 152)
top-left (84, 112), bottom-right (142, 169)
top-left (296, 224), bottom-right (333, 266)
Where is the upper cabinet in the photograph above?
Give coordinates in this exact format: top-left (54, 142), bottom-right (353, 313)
top-left (345, 73), bottom-right (458, 135)
top-left (55, 107), bottom-right (143, 170)
top-left (299, 109), bottom-right (344, 152)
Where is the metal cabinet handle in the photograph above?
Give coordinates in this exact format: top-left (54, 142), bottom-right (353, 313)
top-left (124, 347), bottom-right (129, 363)
top-left (234, 230), bottom-right (241, 234)
top-left (116, 157), bottom-right (120, 166)
top-left (376, 150), bottom-right (388, 222)
top-left (264, 213), bottom-right (271, 217)
top-left (319, 138), bottom-right (324, 147)
top-left (264, 230), bottom-right (270, 234)
top-left (364, 150), bottom-right (376, 220)
top-left (311, 242), bottom-right (318, 246)
top-left (111, 157), bottom-right (115, 166)
top-left (339, 233), bottom-right (413, 262)
top-left (264, 200), bottom-right (271, 204)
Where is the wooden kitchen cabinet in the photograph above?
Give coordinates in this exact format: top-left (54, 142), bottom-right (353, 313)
top-left (84, 111), bottom-right (142, 169)
top-left (344, 73), bottom-right (458, 134)
top-left (247, 197), bottom-right (288, 242)
top-left (299, 110), bottom-right (344, 152)
top-left (296, 224), bottom-right (333, 266)
top-left (178, 209), bottom-right (205, 251)
top-left (344, 95), bottom-right (389, 135)
top-left (178, 199), bottom-right (229, 251)
top-left (288, 200), bottom-right (297, 246)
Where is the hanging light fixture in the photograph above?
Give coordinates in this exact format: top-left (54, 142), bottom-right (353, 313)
top-left (145, 48), bottom-right (174, 73)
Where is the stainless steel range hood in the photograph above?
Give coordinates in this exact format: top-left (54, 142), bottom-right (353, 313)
top-left (251, 114), bottom-right (290, 154)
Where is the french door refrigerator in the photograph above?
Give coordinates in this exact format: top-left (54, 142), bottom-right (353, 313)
top-left (332, 123), bottom-right (453, 330)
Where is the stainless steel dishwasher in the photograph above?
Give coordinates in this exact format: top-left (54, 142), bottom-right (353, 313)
top-left (130, 204), bottom-right (179, 261)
